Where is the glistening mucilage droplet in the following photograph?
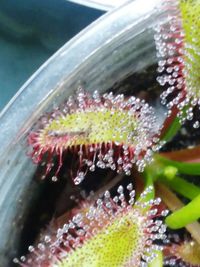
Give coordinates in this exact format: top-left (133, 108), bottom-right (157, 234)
top-left (28, 88), bottom-right (161, 184)
top-left (13, 184), bottom-right (168, 267)
top-left (155, 0), bottom-right (200, 127)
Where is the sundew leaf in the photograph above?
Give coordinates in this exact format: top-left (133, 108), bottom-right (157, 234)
top-left (164, 240), bottom-right (200, 266)
top-left (155, 0), bottom-right (200, 128)
top-left (59, 211), bottom-right (143, 267)
top-left (28, 88), bottom-right (161, 184)
top-left (174, 241), bottom-right (200, 266)
top-left (180, 0), bottom-right (200, 101)
top-left (13, 184), bottom-right (168, 267)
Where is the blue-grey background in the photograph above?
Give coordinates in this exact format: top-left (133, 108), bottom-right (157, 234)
top-left (0, 0), bottom-right (104, 111)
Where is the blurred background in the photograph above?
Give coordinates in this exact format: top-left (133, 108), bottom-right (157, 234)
top-left (0, 0), bottom-right (105, 111)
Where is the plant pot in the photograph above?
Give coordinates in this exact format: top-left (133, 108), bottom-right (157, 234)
top-left (0, 0), bottom-right (165, 265)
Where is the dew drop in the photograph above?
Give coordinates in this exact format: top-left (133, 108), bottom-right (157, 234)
top-left (193, 121), bottom-right (200, 129)
top-left (74, 172), bottom-right (85, 185)
top-left (51, 176), bottom-right (58, 182)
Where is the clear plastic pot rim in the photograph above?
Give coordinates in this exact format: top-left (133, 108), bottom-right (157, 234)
top-left (0, 0), bottom-right (168, 265)
top-left (66, 0), bottom-right (128, 11)
top-left (0, 0), bottom-right (163, 159)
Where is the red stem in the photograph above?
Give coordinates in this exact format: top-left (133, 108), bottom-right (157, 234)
top-left (160, 145), bottom-right (200, 163)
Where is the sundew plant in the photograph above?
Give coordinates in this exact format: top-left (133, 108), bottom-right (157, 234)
top-left (13, 0), bottom-right (200, 266)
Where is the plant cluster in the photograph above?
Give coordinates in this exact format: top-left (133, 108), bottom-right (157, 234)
top-left (13, 0), bottom-right (200, 266)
